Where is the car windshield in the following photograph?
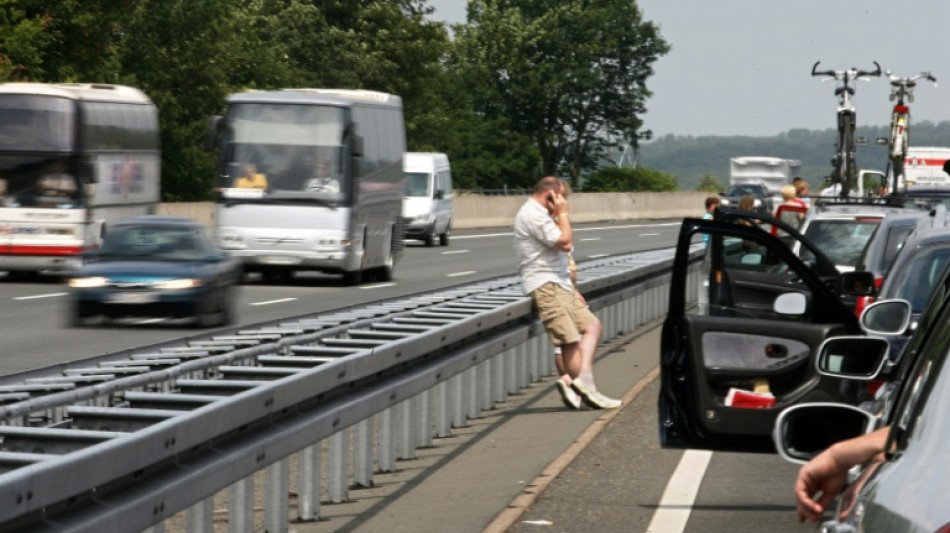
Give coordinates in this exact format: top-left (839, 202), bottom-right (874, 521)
top-left (99, 226), bottom-right (214, 260)
top-left (727, 185), bottom-right (764, 197)
top-left (800, 218), bottom-right (881, 267)
top-left (890, 246), bottom-right (950, 313)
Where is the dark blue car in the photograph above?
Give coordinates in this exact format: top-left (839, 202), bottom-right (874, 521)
top-left (66, 216), bottom-right (243, 327)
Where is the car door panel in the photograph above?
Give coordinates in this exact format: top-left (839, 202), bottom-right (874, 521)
top-left (660, 217), bottom-right (859, 454)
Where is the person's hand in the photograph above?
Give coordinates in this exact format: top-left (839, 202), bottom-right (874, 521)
top-left (795, 449), bottom-right (848, 523)
top-left (548, 192), bottom-right (569, 219)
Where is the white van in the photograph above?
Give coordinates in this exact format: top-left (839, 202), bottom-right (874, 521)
top-left (402, 152), bottom-right (453, 246)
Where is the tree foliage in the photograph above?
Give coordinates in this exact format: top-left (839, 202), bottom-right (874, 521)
top-left (584, 166), bottom-right (678, 192)
top-left (450, 0), bottom-right (669, 188)
top-left (694, 175), bottom-right (726, 192)
top-left (0, 1), bottom-right (677, 198)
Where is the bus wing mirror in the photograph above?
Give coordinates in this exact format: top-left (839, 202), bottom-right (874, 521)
top-left (203, 115), bottom-right (222, 151)
top-left (350, 134), bottom-right (364, 157)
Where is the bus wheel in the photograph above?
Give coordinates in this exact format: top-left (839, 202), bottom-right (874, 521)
top-left (377, 249), bottom-right (394, 282)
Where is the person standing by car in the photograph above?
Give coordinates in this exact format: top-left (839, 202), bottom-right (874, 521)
top-left (514, 176), bottom-right (620, 409)
top-left (702, 196), bottom-right (720, 245)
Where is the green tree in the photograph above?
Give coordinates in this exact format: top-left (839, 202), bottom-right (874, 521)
top-left (694, 175), bottom-right (726, 192)
top-left (451, 0), bottom-right (669, 187)
top-left (584, 166), bottom-right (678, 192)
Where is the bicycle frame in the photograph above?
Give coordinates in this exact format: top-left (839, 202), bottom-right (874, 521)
top-left (884, 71), bottom-right (937, 194)
top-left (812, 61), bottom-right (882, 197)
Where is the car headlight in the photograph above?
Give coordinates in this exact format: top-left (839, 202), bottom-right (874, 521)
top-left (720, 199), bottom-right (731, 206)
top-left (753, 199), bottom-right (762, 207)
top-left (413, 214), bottom-right (434, 224)
top-left (154, 278), bottom-right (204, 290)
top-left (68, 276), bottom-right (109, 288)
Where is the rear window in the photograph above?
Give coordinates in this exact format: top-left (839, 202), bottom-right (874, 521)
top-left (891, 246), bottom-right (950, 312)
top-left (882, 225), bottom-right (918, 275)
top-left (800, 218), bottom-right (881, 267)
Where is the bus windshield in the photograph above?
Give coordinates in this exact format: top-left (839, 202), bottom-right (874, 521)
top-left (0, 155), bottom-right (82, 209)
top-left (0, 95), bottom-right (74, 152)
top-left (219, 103), bottom-right (347, 203)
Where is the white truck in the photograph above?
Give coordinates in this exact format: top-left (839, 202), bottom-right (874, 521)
top-left (893, 146), bottom-right (950, 188)
top-left (729, 156), bottom-right (801, 202)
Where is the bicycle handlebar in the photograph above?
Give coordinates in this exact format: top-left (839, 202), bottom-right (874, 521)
top-left (811, 61), bottom-right (883, 82)
top-left (887, 71), bottom-right (937, 86)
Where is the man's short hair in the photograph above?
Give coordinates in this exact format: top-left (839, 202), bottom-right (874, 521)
top-left (535, 176), bottom-right (561, 194)
top-left (705, 196), bottom-right (721, 209)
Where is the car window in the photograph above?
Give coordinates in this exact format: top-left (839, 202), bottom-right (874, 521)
top-left (882, 224), bottom-right (917, 275)
top-left (891, 246), bottom-right (950, 313)
top-left (800, 219), bottom-right (881, 267)
top-left (101, 226), bottom-right (213, 259)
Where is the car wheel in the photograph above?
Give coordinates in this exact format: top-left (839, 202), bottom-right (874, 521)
top-left (439, 225), bottom-right (450, 246)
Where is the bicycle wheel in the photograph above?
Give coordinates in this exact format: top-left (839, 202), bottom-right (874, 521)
top-left (841, 114), bottom-right (855, 197)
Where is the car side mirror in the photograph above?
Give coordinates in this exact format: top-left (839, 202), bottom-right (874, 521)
top-left (773, 403), bottom-right (877, 464)
top-left (816, 336), bottom-right (889, 379)
top-left (774, 292), bottom-right (807, 315)
top-left (861, 299), bottom-right (912, 335)
top-left (840, 271), bottom-right (876, 296)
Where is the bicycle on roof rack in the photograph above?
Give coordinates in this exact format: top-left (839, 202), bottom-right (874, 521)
top-left (874, 70), bottom-right (937, 194)
top-left (812, 61), bottom-right (882, 198)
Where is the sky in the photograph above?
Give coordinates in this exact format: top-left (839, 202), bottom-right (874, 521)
top-left (425, 0), bottom-right (950, 138)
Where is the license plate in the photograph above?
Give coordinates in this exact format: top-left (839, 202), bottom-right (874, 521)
top-left (261, 255), bottom-right (300, 265)
top-left (106, 292), bottom-right (158, 304)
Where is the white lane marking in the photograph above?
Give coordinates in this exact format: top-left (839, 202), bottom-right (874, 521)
top-left (14, 292), bottom-right (68, 301)
top-left (646, 449), bottom-right (713, 533)
top-left (442, 250), bottom-right (470, 255)
top-left (587, 254), bottom-right (609, 259)
top-left (360, 283), bottom-right (396, 289)
top-left (450, 221), bottom-right (681, 240)
top-left (580, 237), bottom-right (601, 242)
top-left (447, 271), bottom-right (476, 277)
top-left (640, 233), bottom-right (660, 237)
top-left (250, 298), bottom-right (297, 306)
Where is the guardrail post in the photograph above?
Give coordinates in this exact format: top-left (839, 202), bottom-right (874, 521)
top-left (353, 419), bottom-right (373, 487)
top-left (492, 350), bottom-right (507, 404)
top-left (465, 367), bottom-right (480, 420)
top-left (414, 391), bottom-right (433, 448)
top-left (264, 458), bottom-right (289, 533)
top-left (228, 477), bottom-right (255, 533)
top-left (295, 443), bottom-right (321, 523)
top-left (186, 499), bottom-right (213, 533)
top-left (451, 373), bottom-right (466, 428)
top-left (328, 430), bottom-right (349, 503)
top-left (435, 380), bottom-right (451, 437)
top-left (506, 347), bottom-right (519, 395)
top-left (396, 399), bottom-right (416, 460)
top-left (376, 409), bottom-right (395, 472)
top-left (478, 360), bottom-right (493, 411)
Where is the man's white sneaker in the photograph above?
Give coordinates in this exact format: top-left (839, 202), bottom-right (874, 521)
top-left (571, 381), bottom-right (622, 409)
top-left (556, 379), bottom-right (582, 409)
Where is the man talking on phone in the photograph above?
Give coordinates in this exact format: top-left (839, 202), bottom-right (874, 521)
top-left (513, 176), bottom-right (621, 409)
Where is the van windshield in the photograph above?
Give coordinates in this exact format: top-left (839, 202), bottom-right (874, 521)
top-left (405, 172), bottom-right (430, 197)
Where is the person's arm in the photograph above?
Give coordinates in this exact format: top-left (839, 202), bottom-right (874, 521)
top-left (549, 193), bottom-right (573, 251)
top-left (795, 426), bottom-right (889, 523)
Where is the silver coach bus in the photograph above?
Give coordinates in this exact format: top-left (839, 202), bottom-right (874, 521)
top-left (0, 83), bottom-right (161, 276)
top-left (207, 89), bottom-right (406, 284)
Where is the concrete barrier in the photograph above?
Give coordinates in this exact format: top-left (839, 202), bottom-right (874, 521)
top-left (158, 192), bottom-right (711, 230)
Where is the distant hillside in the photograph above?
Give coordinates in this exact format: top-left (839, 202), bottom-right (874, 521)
top-left (638, 121), bottom-right (950, 190)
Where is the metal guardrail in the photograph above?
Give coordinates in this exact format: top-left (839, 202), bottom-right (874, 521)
top-left (0, 247), bottom-right (704, 533)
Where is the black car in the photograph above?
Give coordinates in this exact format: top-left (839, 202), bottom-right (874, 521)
top-left (718, 183), bottom-right (774, 217)
top-left (66, 216), bottom-right (243, 327)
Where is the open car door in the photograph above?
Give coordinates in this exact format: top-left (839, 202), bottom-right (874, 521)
top-left (659, 216), bottom-right (861, 453)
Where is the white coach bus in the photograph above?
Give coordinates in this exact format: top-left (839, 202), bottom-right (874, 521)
top-left (206, 89), bottom-right (406, 285)
top-left (0, 83), bottom-right (161, 276)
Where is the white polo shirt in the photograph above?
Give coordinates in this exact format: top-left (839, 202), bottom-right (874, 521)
top-left (513, 197), bottom-right (572, 295)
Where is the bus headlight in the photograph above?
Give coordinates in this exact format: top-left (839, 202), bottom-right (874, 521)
top-left (68, 276), bottom-right (109, 288)
top-left (218, 234), bottom-right (246, 249)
